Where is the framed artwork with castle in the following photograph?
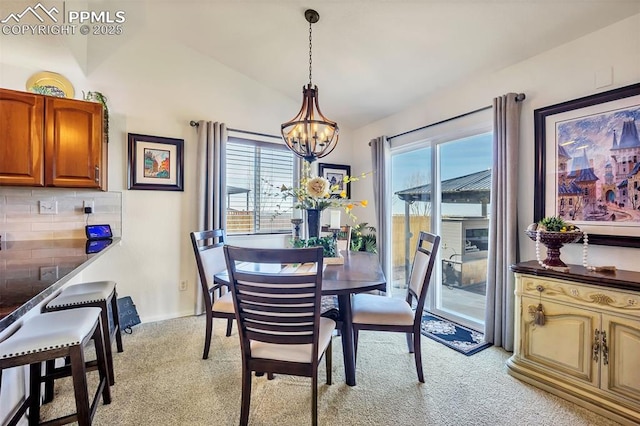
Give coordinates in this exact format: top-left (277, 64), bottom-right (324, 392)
top-left (534, 82), bottom-right (640, 248)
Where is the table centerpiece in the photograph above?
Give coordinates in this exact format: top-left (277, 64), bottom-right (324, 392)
top-left (267, 162), bottom-right (369, 263)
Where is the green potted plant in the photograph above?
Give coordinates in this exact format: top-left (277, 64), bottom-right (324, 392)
top-left (350, 222), bottom-right (377, 253)
top-left (291, 236), bottom-right (338, 258)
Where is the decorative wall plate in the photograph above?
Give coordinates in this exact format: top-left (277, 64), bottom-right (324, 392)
top-left (26, 71), bottom-right (75, 98)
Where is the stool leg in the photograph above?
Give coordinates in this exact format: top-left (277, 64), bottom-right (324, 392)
top-left (93, 319), bottom-right (112, 406)
top-left (99, 301), bottom-right (115, 386)
top-left (43, 359), bottom-right (56, 403)
top-left (110, 292), bottom-right (124, 353)
top-left (69, 345), bottom-right (92, 426)
top-left (28, 363), bottom-right (41, 426)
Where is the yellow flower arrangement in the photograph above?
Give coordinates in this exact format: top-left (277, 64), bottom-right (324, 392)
top-left (273, 161), bottom-right (369, 221)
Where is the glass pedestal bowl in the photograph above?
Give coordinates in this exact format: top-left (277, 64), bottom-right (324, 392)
top-left (525, 230), bottom-right (583, 267)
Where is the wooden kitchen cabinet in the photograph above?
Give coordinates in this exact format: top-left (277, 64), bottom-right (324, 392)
top-left (508, 261), bottom-right (640, 426)
top-left (0, 88), bottom-right (106, 190)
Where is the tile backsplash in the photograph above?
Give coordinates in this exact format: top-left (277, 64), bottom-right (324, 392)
top-left (0, 187), bottom-right (122, 241)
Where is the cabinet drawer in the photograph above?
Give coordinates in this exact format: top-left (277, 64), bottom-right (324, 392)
top-left (517, 275), bottom-right (640, 318)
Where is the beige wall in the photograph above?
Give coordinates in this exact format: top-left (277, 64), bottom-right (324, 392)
top-left (352, 13), bottom-right (640, 272)
top-left (1, 13), bottom-right (639, 328)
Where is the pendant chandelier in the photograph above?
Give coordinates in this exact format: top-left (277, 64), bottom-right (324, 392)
top-left (281, 9), bottom-right (339, 163)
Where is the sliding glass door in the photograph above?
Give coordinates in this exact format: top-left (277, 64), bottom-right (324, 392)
top-left (433, 133), bottom-right (491, 330)
top-left (390, 129), bottom-right (492, 332)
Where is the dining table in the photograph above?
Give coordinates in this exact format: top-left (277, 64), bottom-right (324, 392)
top-left (215, 249), bottom-right (386, 386)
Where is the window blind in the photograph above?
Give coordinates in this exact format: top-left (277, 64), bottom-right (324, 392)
top-left (226, 137), bottom-right (295, 234)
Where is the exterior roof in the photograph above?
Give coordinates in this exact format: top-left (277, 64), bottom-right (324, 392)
top-left (395, 169), bottom-right (491, 203)
top-left (228, 185), bottom-right (250, 195)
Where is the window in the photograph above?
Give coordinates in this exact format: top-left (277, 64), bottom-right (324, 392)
top-left (226, 137), bottom-right (296, 235)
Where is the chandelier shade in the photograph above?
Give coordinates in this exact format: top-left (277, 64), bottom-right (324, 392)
top-left (281, 9), bottom-right (339, 163)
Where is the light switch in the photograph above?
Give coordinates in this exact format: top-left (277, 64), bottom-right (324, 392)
top-left (39, 200), bottom-right (58, 215)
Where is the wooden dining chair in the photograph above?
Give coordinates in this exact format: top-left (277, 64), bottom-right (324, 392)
top-left (223, 245), bottom-right (335, 426)
top-left (351, 231), bottom-right (440, 382)
top-left (190, 229), bottom-right (235, 360)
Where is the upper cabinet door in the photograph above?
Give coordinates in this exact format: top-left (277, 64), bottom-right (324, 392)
top-left (44, 96), bottom-right (105, 189)
top-left (0, 89), bottom-right (45, 186)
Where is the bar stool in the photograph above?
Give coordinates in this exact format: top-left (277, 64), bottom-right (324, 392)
top-left (43, 281), bottom-right (123, 389)
top-left (0, 307), bottom-right (111, 426)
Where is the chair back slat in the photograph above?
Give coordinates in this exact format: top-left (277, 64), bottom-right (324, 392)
top-left (239, 304), bottom-right (316, 317)
top-left (224, 245), bottom-right (324, 349)
top-left (235, 278), bottom-right (316, 292)
top-left (245, 312), bottom-right (313, 331)
top-left (245, 331), bottom-right (314, 345)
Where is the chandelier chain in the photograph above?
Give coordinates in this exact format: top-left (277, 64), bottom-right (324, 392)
top-left (308, 20), bottom-right (313, 85)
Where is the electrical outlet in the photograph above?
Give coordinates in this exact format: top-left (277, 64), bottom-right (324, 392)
top-left (179, 280), bottom-right (188, 291)
top-left (40, 266), bottom-right (59, 281)
top-left (83, 200), bottom-right (94, 210)
top-left (39, 200), bottom-right (58, 215)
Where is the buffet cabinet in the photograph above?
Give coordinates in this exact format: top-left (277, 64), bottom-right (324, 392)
top-left (508, 262), bottom-right (640, 425)
top-left (0, 87), bottom-right (106, 189)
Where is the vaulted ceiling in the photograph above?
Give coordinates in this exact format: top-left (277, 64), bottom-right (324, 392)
top-left (146, 1), bottom-right (640, 129)
top-left (3, 1), bottom-right (639, 129)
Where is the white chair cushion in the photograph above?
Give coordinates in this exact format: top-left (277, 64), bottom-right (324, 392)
top-left (212, 291), bottom-right (235, 314)
top-left (0, 307), bottom-right (101, 359)
top-left (408, 251), bottom-right (430, 298)
top-left (352, 293), bottom-right (414, 326)
top-left (46, 280), bottom-right (116, 308)
top-left (200, 246), bottom-right (226, 288)
top-left (250, 317), bottom-right (336, 363)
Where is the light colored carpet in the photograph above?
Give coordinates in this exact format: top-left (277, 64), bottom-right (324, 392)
top-left (40, 316), bottom-right (620, 426)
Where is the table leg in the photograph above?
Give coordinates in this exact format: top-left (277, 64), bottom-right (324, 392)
top-left (337, 294), bottom-right (356, 386)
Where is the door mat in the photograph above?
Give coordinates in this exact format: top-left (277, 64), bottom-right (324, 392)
top-left (420, 312), bottom-right (491, 356)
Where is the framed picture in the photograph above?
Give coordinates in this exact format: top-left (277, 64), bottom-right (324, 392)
top-left (128, 133), bottom-right (184, 191)
top-left (534, 82), bottom-right (640, 247)
top-left (319, 163), bottom-right (351, 198)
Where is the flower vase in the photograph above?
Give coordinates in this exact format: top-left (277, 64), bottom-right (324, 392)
top-left (306, 209), bottom-right (321, 238)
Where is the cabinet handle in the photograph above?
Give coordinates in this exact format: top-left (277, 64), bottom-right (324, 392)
top-left (592, 329), bottom-right (600, 362)
top-left (95, 166), bottom-right (100, 183)
top-left (601, 330), bottom-right (609, 365)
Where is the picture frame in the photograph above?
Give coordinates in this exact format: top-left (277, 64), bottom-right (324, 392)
top-left (128, 133), bottom-right (184, 191)
top-left (533, 82), bottom-right (640, 247)
top-left (319, 163), bottom-right (351, 198)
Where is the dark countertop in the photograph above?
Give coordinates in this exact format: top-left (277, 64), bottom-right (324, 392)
top-left (511, 260), bottom-right (640, 292)
top-left (0, 238), bottom-right (120, 332)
